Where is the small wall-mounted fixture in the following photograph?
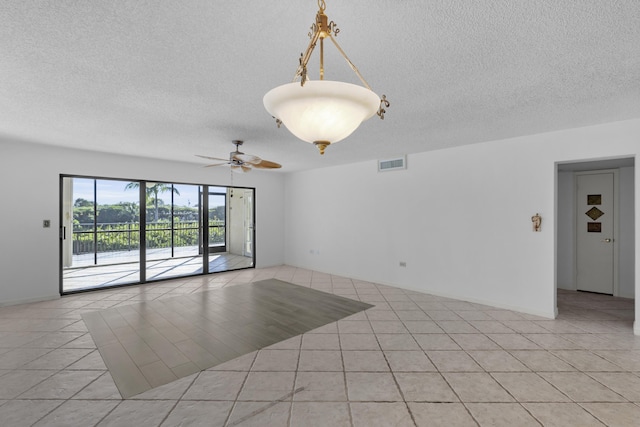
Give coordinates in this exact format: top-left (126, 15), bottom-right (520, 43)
top-left (531, 213), bottom-right (541, 232)
top-left (43, 219), bottom-right (51, 228)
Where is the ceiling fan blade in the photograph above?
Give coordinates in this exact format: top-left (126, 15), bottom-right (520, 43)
top-left (251, 159), bottom-right (282, 169)
top-left (203, 162), bottom-right (229, 168)
top-left (233, 153), bottom-right (262, 164)
top-left (195, 154), bottom-right (230, 162)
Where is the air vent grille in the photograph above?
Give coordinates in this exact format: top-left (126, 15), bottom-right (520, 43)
top-left (378, 156), bottom-right (406, 172)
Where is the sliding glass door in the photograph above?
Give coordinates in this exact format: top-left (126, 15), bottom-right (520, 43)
top-left (61, 175), bottom-right (255, 294)
top-left (61, 177), bottom-right (141, 292)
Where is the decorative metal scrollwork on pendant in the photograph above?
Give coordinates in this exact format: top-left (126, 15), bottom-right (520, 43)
top-left (328, 21), bottom-right (339, 36)
top-left (298, 54), bottom-right (308, 86)
top-left (272, 117), bottom-right (282, 128)
top-left (377, 95), bottom-right (390, 120)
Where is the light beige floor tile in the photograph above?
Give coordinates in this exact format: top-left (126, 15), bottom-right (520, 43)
top-left (366, 310), bottom-right (400, 320)
top-left (402, 320), bottom-right (444, 334)
top-left (71, 372), bottom-right (122, 400)
top-left (436, 321), bottom-right (479, 334)
top-left (491, 372), bottom-right (570, 402)
top-left (385, 350), bottom-right (437, 372)
top-left (376, 334), bottom-right (421, 350)
top-left (340, 333), bottom-right (381, 350)
top-left (522, 334), bottom-right (584, 350)
top-left (343, 350), bottom-right (389, 372)
top-left (451, 334), bottom-right (501, 350)
top-left (252, 349), bottom-right (299, 371)
top-left (298, 350), bottom-right (343, 371)
top-left (301, 333), bottom-right (340, 350)
top-left (160, 401), bottom-right (233, 427)
top-left (594, 350), bottom-right (640, 370)
top-left (228, 401), bottom-right (291, 427)
top-left (444, 372), bottom-right (514, 403)
top-left (338, 320), bottom-right (374, 334)
top-left (19, 370), bottom-right (103, 399)
top-left (486, 333), bottom-right (541, 350)
top-left (581, 402), bottom-right (640, 427)
top-left (33, 400), bottom-right (119, 427)
top-left (396, 372), bottom-right (459, 402)
top-left (427, 351), bottom-right (483, 372)
top-left (413, 334), bottom-right (460, 350)
top-left (523, 403), bottom-right (605, 427)
top-left (409, 402), bottom-right (477, 426)
top-left (370, 321), bottom-right (409, 334)
top-left (0, 369), bottom-right (57, 399)
top-left (0, 399), bottom-right (64, 427)
top-left (290, 402), bottom-right (350, 427)
top-left (588, 372), bottom-right (640, 401)
top-left (61, 333), bottom-right (97, 349)
top-left (346, 372), bottom-right (402, 401)
top-left (22, 348), bottom-right (93, 370)
top-left (0, 347), bottom-right (52, 369)
top-left (510, 350), bottom-right (576, 371)
top-left (97, 400), bottom-right (173, 426)
top-left (467, 321), bottom-right (514, 334)
top-left (539, 372), bottom-right (626, 402)
top-left (552, 349), bottom-right (626, 371)
top-left (67, 349), bottom-right (108, 370)
top-left (466, 403), bottom-right (541, 426)
top-left (395, 310), bottom-right (430, 321)
top-left (350, 402), bottom-right (414, 427)
top-left (181, 371), bottom-right (246, 400)
top-left (468, 350), bottom-right (529, 372)
top-left (294, 371), bottom-right (347, 401)
top-left (237, 371), bottom-right (296, 401)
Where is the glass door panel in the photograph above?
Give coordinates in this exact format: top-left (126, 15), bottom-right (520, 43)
top-left (62, 177), bottom-right (140, 292)
top-left (145, 183), bottom-right (203, 281)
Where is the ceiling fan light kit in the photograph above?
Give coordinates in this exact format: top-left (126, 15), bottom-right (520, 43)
top-left (263, 0), bottom-right (389, 155)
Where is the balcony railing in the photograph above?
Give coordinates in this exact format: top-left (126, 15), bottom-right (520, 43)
top-left (72, 221), bottom-right (224, 255)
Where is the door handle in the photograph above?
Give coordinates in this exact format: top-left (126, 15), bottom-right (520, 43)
top-left (602, 238), bottom-right (613, 243)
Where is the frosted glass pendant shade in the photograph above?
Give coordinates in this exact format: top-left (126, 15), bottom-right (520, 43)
top-left (263, 80), bottom-right (380, 146)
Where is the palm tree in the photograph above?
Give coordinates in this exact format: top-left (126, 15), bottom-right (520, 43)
top-left (125, 182), bottom-right (180, 222)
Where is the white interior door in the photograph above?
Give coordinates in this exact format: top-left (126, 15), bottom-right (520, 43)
top-left (575, 172), bottom-right (615, 294)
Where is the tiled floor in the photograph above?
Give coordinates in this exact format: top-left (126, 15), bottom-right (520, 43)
top-left (83, 279), bottom-right (372, 397)
top-left (0, 266), bottom-right (638, 426)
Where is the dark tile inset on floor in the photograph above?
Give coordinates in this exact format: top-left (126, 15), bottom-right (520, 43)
top-left (83, 279), bottom-right (373, 398)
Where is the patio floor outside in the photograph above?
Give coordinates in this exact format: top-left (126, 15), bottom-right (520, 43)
top-left (63, 246), bottom-right (252, 292)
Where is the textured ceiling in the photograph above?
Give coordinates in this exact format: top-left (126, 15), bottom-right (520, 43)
top-left (1, 0), bottom-right (639, 172)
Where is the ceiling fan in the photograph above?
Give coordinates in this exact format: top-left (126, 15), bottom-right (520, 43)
top-left (196, 140), bottom-right (282, 173)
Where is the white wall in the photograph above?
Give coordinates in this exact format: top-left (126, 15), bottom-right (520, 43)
top-left (284, 119), bottom-right (640, 320)
top-left (557, 167), bottom-right (635, 297)
top-left (0, 138), bottom-right (285, 306)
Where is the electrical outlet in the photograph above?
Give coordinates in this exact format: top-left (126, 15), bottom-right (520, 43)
top-left (399, 261), bottom-right (407, 267)
top-left (43, 220), bottom-right (51, 228)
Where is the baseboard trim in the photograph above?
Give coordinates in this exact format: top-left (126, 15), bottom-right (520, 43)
top-left (0, 294), bottom-right (60, 308)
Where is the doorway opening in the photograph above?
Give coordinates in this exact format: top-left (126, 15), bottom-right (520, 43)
top-left (556, 157), bottom-right (635, 324)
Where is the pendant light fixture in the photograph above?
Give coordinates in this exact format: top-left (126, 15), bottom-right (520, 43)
top-left (263, 0), bottom-right (389, 155)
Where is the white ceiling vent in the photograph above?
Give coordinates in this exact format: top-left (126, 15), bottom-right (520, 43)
top-left (378, 156), bottom-right (406, 172)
